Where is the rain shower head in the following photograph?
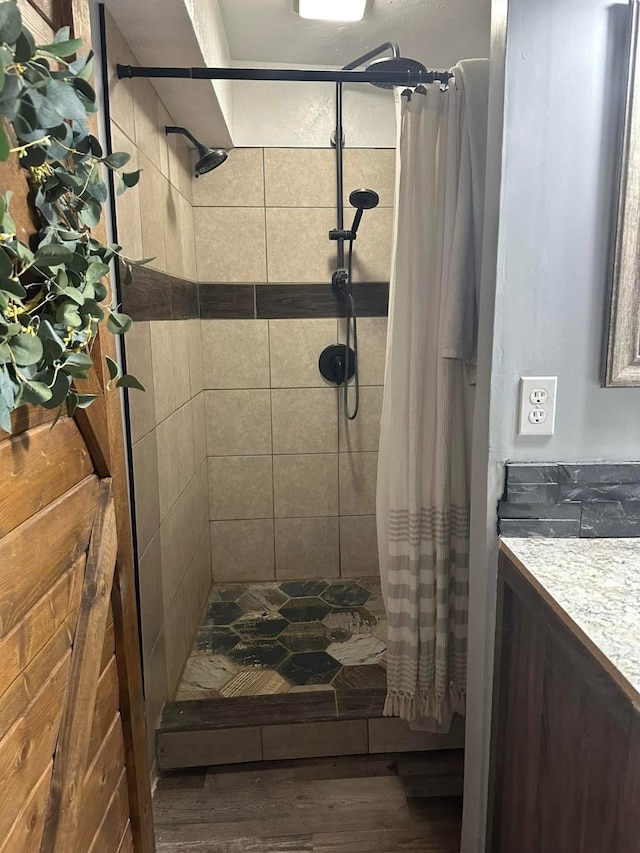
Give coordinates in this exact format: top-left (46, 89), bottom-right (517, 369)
top-left (366, 56), bottom-right (428, 90)
top-left (349, 188), bottom-right (379, 210)
top-left (165, 126), bottom-right (227, 176)
top-left (194, 147), bottom-right (227, 177)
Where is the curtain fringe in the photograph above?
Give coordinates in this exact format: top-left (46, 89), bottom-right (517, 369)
top-left (383, 686), bottom-right (466, 730)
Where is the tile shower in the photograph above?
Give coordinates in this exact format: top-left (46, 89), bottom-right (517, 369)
top-left (107, 13), bottom-right (463, 769)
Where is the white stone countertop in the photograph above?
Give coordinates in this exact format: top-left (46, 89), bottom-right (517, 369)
top-left (500, 537), bottom-right (640, 705)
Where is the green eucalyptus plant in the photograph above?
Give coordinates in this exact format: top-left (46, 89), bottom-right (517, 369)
top-left (0, 0), bottom-right (148, 433)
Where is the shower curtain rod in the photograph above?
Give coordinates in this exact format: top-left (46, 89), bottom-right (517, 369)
top-left (116, 64), bottom-right (453, 86)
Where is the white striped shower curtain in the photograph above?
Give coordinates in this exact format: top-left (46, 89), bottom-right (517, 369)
top-left (377, 61), bottom-right (489, 729)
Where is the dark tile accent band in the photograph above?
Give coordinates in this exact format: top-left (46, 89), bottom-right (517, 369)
top-left (499, 462), bottom-right (640, 538)
top-left (120, 264), bottom-right (198, 321)
top-left (256, 282), bottom-right (389, 319)
top-left (198, 284), bottom-right (256, 319)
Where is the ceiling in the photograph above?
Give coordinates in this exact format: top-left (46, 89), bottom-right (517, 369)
top-left (218, 0), bottom-right (491, 70)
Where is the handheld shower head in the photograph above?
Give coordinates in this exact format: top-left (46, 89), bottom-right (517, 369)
top-left (165, 126), bottom-right (227, 176)
top-left (349, 188), bottom-right (380, 210)
top-left (348, 188), bottom-right (379, 237)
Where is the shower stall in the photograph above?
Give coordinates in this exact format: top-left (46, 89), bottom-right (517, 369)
top-left (105, 11), bottom-right (464, 770)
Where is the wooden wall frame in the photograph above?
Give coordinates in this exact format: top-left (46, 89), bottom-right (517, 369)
top-left (606, 0), bottom-right (640, 387)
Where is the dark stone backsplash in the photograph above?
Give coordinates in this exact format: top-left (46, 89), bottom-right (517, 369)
top-left (498, 463), bottom-right (640, 538)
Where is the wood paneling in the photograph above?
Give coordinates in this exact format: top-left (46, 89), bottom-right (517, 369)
top-left (77, 715), bottom-right (127, 852)
top-left (0, 418), bottom-right (94, 537)
top-left (0, 653), bottom-right (70, 840)
top-left (0, 554), bottom-right (82, 700)
top-left (42, 484), bottom-right (118, 852)
top-left (0, 761), bottom-right (52, 853)
top-left (490, 552), bottom-right (640, 853)
top-left (87, 769), bottom-right (131, 853)
top-left (0, 475), bottom-right (99, 638)
top-left (88, 656), bottom-right (120, 764)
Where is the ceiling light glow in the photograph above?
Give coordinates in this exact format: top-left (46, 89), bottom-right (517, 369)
top-left (296, 0), bottom-right (368, 22)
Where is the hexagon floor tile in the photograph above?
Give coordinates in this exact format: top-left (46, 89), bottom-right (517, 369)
top-left (279, 651), bottom-right (342, 685)
top-left (176, 577), bottom-right (387, 704)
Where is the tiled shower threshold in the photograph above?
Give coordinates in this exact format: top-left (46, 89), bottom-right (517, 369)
top-left (157, 577), bottom-right (467, 769)
top-left (164, 577), bottom-right (388, 726)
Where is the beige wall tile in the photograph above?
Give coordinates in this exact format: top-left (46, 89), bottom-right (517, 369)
top-left (368, 715), bottom-right (465, 754)
top-left (195, 208), bottom-right (266, 282)
top-left (271, 388), bottom-right (338, 454)
top-left (205, 389), bottom-right (271, 456)
top-left (210, 519), bottom-right (275, 582)
top-left (341, 317), bottom-right (387, 385)
top-left (150, 321), bottom-right (176, 424)
top-left (343, 148), bottom-right (396, 208)
top-left (266, 207), bottom-right (392, 283)
top-left (275, 517), bottom-right (339, 579)
top-left (192, 147), bottom-right (264, 207)
top-left (157, 727), bottom-right (263, 769)
top-left (156, 411), bottom-right (182, 520)
top-left (273, 454), bottom-right (338, 518)
top-left (175, 402), bottom-right (195, 496)
top-left (179, 193), bottom-right (197, 281)
top-left (201, 320), bottom-right (270, 389)
top-left (208, 456), bottom-right (273, 520)
top-left (124, 321), bottom-right (155, 443)
top-left (110, 122), bottom-right (143, 261)
top-left (144, 628), bottom-right (168, 767)
top-left (182, 529), bottom-right (211, 649)
top-left (164, 585), bottom-right (186, 694)
top-left (138, 155), bottom-right (167, 271)
top-left (339, 515), bottom-right (379, 577)
top-left (133, 77), bottom-right (162, 170)
top-left (138, 530), bottom-right (164, 659)
top-left (163, 182), bottom-right (184, 278)
top-left (132, 429), bottom-right (160, 554)
top-left (172, 320), bottom-right (192, 409)
top-left (191, 392), bottom-right (206, 468)
top-left (160, 498), bottom-right (184, 611)
top-left (104, 11), bottom-right (136, 141)
top-left (156, 100), bottom-right (171, 179)
top-left (264, 148), bottom-right (334, 207)
top-left (339, 452), bottom-right (378, 516)
top-left (188, 319), bottom-right (204, 397)
top-left (269, 319), bottom-right (337, 388)
top-left (168, 132), bottom-right (193, 203)
top-left (262, 720), bottom-right (368, 761)
top-left (339, 385), bottom-right (383, 452)
top-left (266, 207), bottom-right (332, 283)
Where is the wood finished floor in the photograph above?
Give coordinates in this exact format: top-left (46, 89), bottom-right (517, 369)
top-left (154, 752), bottom-right (463, 852)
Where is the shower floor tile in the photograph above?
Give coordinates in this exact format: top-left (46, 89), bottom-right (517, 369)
top-left (175, 577), bottom-right (387, 715)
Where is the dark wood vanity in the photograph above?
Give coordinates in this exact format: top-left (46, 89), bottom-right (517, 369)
top-left (488, 541), bottom-right (640, 853)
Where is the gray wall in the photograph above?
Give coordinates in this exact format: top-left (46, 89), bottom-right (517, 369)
top-left (463, 0), bottom-right (640, 849)
top-left (491, 0), bottom-right (640, 465)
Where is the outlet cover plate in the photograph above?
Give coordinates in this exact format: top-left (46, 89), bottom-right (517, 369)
top-left (518, 376), bottom-right (557, 436)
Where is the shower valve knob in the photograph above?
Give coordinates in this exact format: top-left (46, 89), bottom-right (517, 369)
top-left (318, 344), bottom-right (356, 386)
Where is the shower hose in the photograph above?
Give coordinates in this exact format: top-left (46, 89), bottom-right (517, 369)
top-left (343, 238), bottom-right (359, 420)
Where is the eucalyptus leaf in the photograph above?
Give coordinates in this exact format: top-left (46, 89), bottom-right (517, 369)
top-left (14, 27), bottom-right (34, 62)
top-left (75, 393), bottom-right (97, 408)
top-left (9, 332), bottom-right (43, 366)
top-left (116, 374), bottom-right (145, 392)
top-left (86, 260), bottom-right (109, 284)
top-left (35, 243), bottom-right (73, 265)
top-left (0, 121), bottom-right (8, 161)
top-left (0, 278), bottom-right (26, 298)
top-left (62, 350), bottom-right (93, 376)
top-left (105, 354), bottom-right (119, 380)
top-left (107, 311), bottom-right (132, 335)
top-left (0, 2), bottom-right (21, 45)
top-left (55, 300), bottom-right (81, 328)
top-left (0, 247), bottom-right (12, 278)
top-left (65, 390), bottom-right (77, 417)
top-left (47, 79), bottom-right (86, 122)
top-left (37, 38), bottom-right (83, 58)
top-left (41, 369), bottom-right (71, 408)
top-left (0, 393), bottom-right (10, 433)
top-left (19, 379), bottom-right (52, 404)
top-left (122, 169), bottom-right (141, 188)
top-left (73, 76), bottom-right (95, 103)
top-left (103, 151), bottom-right (130, 169)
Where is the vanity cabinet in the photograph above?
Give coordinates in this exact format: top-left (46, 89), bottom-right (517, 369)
top-left (488, 550), bottom-right (640, 853)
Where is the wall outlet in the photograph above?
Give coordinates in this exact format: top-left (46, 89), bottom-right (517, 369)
top-left (518, 376), bottom-right (557, 436)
